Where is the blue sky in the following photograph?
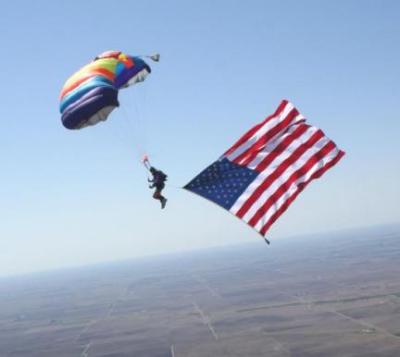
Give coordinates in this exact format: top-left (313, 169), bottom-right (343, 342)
top-left (1, 0), bottom-right (399, 276)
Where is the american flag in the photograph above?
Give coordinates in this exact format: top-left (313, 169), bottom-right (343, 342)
top-left (184, 100), bottom-right (345, 242)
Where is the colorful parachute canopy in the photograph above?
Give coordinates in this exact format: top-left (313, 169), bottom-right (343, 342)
top-left (59, 50), bottom-right (151, 130)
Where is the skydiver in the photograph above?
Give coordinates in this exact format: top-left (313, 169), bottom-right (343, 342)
top-left (142, 157), bottom-right (168, 209)
top-left (148, 166), bottom-right (168, 209)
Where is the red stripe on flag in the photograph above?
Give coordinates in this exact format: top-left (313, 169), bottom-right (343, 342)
top-left (223, 100), bottom-right (288, 157)
top-left (233, 107), bottom-right (300, 166)
top-left (254, 123), bottom-right (310, 172)
top-left (248, 141), bottom-right (337, 228)
top-left (259, 150), bottom-right (345, 236)
top-left (236, 129), bottom-right (325, 219)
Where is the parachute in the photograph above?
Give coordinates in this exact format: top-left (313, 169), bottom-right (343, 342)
top-left (59, 50), bottom-right (153, 130)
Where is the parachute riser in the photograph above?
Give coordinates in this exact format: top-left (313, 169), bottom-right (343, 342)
top-left (142, 156), bottom-right (152, 171)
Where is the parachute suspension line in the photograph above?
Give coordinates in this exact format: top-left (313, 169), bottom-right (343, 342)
top-left (127, 52), bottom-right (159, 167)
top-left (101, 104), bottom-right (136, 159)
top-left (135, 82), bottom-right (149, 156)
top-left (118, 84), bottom-right (149, 165)
top-left (118, 104), bottom-right (144, 160)
top-left (115, 51), bottom-right (159, 164)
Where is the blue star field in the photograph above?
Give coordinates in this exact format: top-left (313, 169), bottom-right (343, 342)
top-left (184, 158), bottom-right (258, 210)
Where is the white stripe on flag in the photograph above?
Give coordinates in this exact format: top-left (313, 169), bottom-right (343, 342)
top-left (247, 119), bottom-right (306, 169)
top-left (235, 113), bottom-right (306, 166)
top-left (226, 102), bottom-right (294, 162)
top-left (253, 147), bottom-right (342, 232)
top-left (242, 135), bottom-right (333, 224)
top-left (230, 125), bottom-right (319, 215)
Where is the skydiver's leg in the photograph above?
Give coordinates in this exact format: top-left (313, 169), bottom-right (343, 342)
top-left (153, 189), bottom-right (165, 201)
top-left (153, 190), bottom-right (162, 200)
top-left (153, 187), bottom-right (167, 208)
top-left (161, 196), bottom-right (167, 209)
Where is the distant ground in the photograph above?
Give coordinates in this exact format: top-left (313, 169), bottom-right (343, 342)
top-left (1, 224), bottom-right (400, 357)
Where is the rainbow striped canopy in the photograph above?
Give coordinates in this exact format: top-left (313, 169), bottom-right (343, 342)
top-left (59, 50), bottom-right (151, 129)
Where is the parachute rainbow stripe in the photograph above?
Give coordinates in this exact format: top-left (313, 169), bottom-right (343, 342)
top-left (59, 50), bottom-right (151, 129)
